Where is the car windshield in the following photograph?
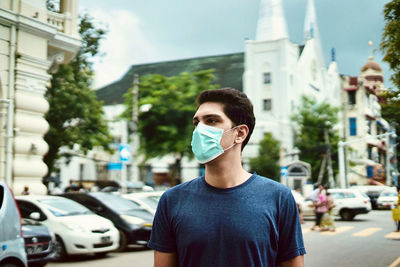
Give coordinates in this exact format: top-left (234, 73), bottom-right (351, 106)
top-left (92, 193), bottom-right (146, 214)
top-left (39, 198), bottom-right (93, 217)
top-left (381, 191), bottom-right (397, 197)
top-left (138, 195), bottom-right (161, 210)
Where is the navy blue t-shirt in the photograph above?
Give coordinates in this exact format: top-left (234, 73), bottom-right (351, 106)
top-left (148, 173), bottom-right (306, 267)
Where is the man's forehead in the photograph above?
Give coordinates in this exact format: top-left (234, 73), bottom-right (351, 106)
top-left (193, 102), bottom-right (225, 118)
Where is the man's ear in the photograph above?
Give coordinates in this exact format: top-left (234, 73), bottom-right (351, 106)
top-left (235, 124), bottom-right (249, 144)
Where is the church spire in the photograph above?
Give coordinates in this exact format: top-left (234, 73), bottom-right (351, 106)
top-left (303, 0), bottom-right (320, 42)
top-left (255, 0), bottom-right (288, 42)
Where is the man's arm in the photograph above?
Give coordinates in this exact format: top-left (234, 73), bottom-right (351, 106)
top-left (279, 255), bottom-right (304, 267)
top-left (154, 250), bottom-right (178, 267)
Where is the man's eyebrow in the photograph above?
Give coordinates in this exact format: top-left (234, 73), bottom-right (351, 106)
top-left (193, 114), bottom-right (222, 121)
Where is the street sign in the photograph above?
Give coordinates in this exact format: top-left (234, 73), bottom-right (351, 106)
top-left (280, 166), bottom-right (288, 180)
top-left (108, 162), bottom-right (123, 170)
top-left (119, 144), bottom-right (131, 162)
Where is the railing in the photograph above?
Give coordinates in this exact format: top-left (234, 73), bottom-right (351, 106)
top-left (47, 10), bottom-right (65, 32)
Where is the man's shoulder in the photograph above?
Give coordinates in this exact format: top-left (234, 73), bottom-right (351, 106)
top-left (162, 177), bottom-right (203, 198)
top-left (253, 174), bottom-right (291, 193)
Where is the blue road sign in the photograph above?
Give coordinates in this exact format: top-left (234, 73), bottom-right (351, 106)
top-left (119, 144), bottom-right (131, 162)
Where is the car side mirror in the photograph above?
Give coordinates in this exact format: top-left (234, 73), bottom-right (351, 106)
top-left (29, 212), bottom-right (41, 220)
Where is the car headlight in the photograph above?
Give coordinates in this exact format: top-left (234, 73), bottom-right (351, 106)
top-left (61, 223), bottom-right (86, 232)
top-left (120, 215), bottom-right (147, 227)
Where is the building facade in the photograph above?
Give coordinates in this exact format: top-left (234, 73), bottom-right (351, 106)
top-left (341, 56), bottom-right (396, 186)
top-left (0, 0), bottom-right (80, 194)
top-left (243, 0), bottom-right (342, 168)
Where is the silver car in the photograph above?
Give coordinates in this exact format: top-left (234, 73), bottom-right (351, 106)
top-left (0, 182), bottom-right (27, 267)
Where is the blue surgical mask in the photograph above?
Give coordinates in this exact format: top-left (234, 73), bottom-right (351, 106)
top-left (191, 122), bottom-right (237, 164)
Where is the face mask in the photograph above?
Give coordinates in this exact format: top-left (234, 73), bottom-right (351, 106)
top-left (191, 122), bottom-right (237, 164)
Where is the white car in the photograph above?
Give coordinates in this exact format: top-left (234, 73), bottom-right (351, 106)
top-left (16, 195), bottom-right (119, 260)
top-left (299, 188), bottom-right (372, 221)
top-left (0, 182), bottom-right (27, 267)
top-left (376, 189), bottom-right (398, 209)
top-left (122, 191), bottom-right (164, 215)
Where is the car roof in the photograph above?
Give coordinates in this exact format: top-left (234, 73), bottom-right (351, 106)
top-left (16, 194), bottom-right (66, 201)
top-left (123, 191), bottom-right (164, 198)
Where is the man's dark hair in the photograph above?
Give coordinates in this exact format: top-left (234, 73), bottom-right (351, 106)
top-left (196, 88), bottom-right (256, 150)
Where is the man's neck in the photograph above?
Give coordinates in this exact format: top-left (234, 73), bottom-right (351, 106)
top-left (204, 153), bottom-right (251, 189)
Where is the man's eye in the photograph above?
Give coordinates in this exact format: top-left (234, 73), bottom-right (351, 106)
top-left (207, 119), bottom-right (217, 124)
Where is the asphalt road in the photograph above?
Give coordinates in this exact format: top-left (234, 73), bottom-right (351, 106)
top-left (48, 210), bottom-right (400, 267)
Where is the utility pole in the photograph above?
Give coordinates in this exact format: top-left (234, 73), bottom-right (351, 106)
top-left (130, 73), bottom-right (139, 183)
top-left (324, 127), bottom-right (335, 188)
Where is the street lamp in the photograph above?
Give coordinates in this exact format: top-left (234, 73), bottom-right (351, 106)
top-left (338, 131), bottom-right (397, 188)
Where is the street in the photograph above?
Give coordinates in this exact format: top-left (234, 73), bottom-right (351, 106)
top-left (48, 210), bottom-right (400, 267)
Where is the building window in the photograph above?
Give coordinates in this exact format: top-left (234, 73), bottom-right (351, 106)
top-left (263, 72), bottom-right (271, 84)
top-left (349, 118), bottom-right (357, 136)
top-left (348, 91), bottom-right (356, 105)
top-left (367, 146), bottom-right (373, 160)
top-left (365, 93), bottom-right (370, 107)
top-left (366, 119), bottom-right (372, 135)
top-left (263, 99), bottom-right (272, 111)
top-left (366, 165), bottom-right (374, 178)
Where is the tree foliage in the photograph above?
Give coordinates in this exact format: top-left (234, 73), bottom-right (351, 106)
top-left (380, 0), bottom-right (400, 165)
top-left (291, 96), bottom-right (340, 184)
top-left (249, 133), bottom-right (281, 181)
top-left (44, 13), bottom-right (112, 175)
top-left (381, 0), bottom-right (400, 89)
top-left (122, 70), bottom-right (218, 183)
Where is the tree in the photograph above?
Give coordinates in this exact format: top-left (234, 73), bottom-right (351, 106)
top-left (291, 96), bottom-right (340, 185)
top-left (381, 0), bottom-right (400, 89)
top-left (122, 70), bottom-right (218, 185)
top-left (380, 0), bottom-right (400, 165)
top-left (44, 13), bottom-right (112, 175)
top-left (249, 133), bottom-right (281, 181)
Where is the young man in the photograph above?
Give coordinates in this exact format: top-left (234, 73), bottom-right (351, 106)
top-left (148, 88), bottom-right (306, 267)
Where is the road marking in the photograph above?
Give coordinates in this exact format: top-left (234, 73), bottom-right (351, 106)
top-left (385, 231), bottom-right (400, 240)
top-left (321, 226), bottom-right (354, 235)
top-left (389, 256), bottom-right (400, 267)
top-left (352, 227), bottom-right (381, 237)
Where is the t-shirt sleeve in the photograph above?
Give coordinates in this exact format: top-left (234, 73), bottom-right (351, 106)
top-left (277, 189), bottom-right (306, 263)
top-left (147, 192), bottom-right (177, 252)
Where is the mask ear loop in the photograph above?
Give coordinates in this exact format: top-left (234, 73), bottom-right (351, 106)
top-left (222, 125), bottom-right (242, 152)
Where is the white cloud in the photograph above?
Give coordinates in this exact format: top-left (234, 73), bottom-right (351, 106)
top-left (87, 9), bottom-right (155, 88)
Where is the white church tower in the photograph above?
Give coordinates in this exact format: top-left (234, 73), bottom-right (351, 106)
top-left (243, 0), bottom-right (341, 165)
top-left (243, 0), bottom-right (299, 163)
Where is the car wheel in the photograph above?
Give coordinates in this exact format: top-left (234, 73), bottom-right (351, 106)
top-left (116, 230), bottom-right (128, 252)
top-left (1, 263), bottom-right (19, 267)
top-left (53, 236), bottom-right (67, 261)
top-left (340, 209), bottom-right (355, 221)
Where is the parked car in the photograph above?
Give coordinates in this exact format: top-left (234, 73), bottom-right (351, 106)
top-left (300, 188), bottom-right (372, 221)
top-left (22, 218), bottom-right (54, 267)
top-left (351, 185), bottom-right (391, 209)
top-left (122, 191), bottom-right (164, 215)
top-left (16, 195), bottom-right (119, 261)
top-left (0, 182), bottom-right (27, 267)
top-left (376, 188), bottom-right (398, 209)
top-left (62, 192), bottom-right (153, 251)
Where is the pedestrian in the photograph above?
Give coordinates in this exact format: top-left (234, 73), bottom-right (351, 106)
top-left (148, 88), bottom-right (306, 267)
top-left (292, 187), bottom-right (305, 224)
top-left (321, 191), bottom-right (335, 232)
top-left (21, 185), bottom-right (30, 195)
top-left (311, 184), bottom-right (327, 231)
top-left (395, 187), bottom-right (400, 232)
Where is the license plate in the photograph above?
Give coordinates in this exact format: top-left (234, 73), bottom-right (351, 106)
top-left (101, 236), bottom-right (111, 243)
top-left (26, 245), bottom-right (43, 255)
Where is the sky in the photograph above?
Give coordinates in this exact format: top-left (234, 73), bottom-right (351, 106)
top-left (78, 0), bottom-right (393, 90)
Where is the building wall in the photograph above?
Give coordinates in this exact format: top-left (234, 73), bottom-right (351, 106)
top-left (0, 0), bottom-right (80, 194)
top-left (341, 61), bottom-right (390, 185)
